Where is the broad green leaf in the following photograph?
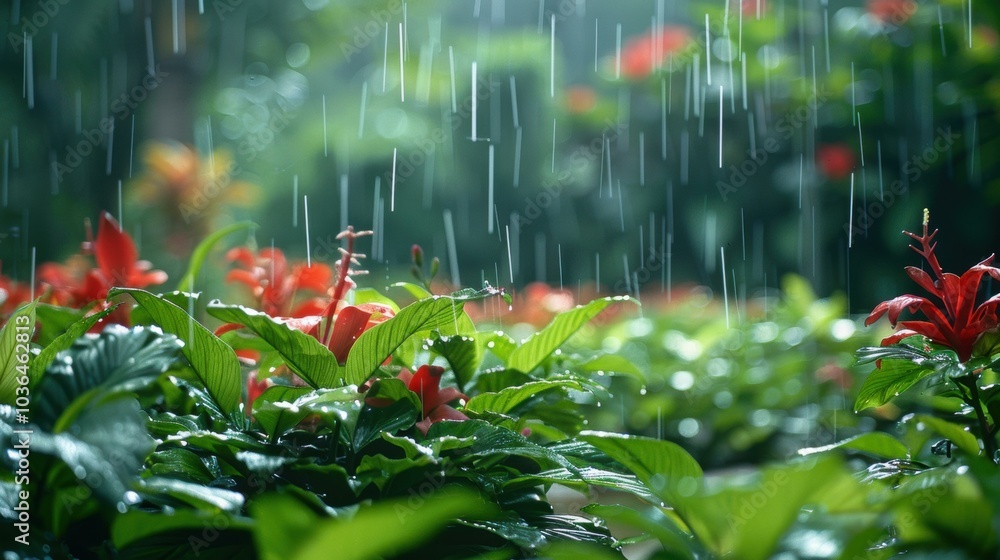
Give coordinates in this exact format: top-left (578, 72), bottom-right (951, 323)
top-left (112, 509), bottom-right (253, 552)
top-left (353, 398), bottom-right (419, 452)
top-left (905, 414), bottom-right (981, 457)
top-left (27, 397), bottom-right (155, 504)
top-left (507, 297), bottom-right (634, 373)
top-left (507, 466), bottom-right (657, 502)
top-left (130, 290), bottom-right (202, 327)
top-left (583, 504), bottom-right (704, 559)
top-left (464, 379), bottom-right (591, 415)
top-left (140, 476), bottom-right (245, 513)
top-left (36, 325), bottom-right (183, 432)
top-left (176, 220), bottom-right (256, 292)
top-left (429, 333), bottom-right (481, 391)
top-left (208, 302), bottom-right (344, 388)
top-left (27, 304), bottom-right (116, 386)
top-left (678, 457), bottom-right (856, 560)
top-left (111, 288), bottom-right (241, 415)
top-left (0, 300), bottom-right (34, 406)
top-left (579, 431), bottom-right (702, 504)
top-left (352, 287), bottom-right (400, 312)
top-left (428, 420), bottom-right (577, 471)
top-left (252, 385), bottom-right (313, 440)
top-left (798, 432), bottom-right (910, 460)
top-left (390, 281), bottom-right (433, 301)
top-left (854, 358), bottom-right (940, 411)
top-left (252, 487), bottom-right (491, 560)
top-left (575, 354), bottom-right (645, 382)
top-left (148, 447), bottom-right (217, 484)
top-left (33, 302), bottom-right (86, 346)
top-left (346, 291), bottom-right (494, 385)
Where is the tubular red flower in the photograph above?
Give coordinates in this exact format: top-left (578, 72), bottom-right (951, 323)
top-left (866, 216), bottom-right (1000, 362)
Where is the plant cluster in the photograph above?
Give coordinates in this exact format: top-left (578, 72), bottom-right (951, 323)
top-left (1, 211), bottom-right (1000, 559)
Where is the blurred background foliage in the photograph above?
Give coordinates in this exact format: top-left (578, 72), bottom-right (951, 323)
top-left (0, 0), bottom-right (999, 313)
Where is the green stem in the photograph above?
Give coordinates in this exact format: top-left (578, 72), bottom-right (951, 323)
top-left (966, 380), bottom-right (998, 463)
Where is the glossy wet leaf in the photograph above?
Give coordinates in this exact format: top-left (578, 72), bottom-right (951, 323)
top-left (507, 297), bottom-right (634, 373)
top-left (345, 292), bottom-right (487, 385)
top-left (112, 288), bottom-right (242, 415)
top-left (0, 300), bottom-right (34, 406)
top-left (579, 431), bottom-right (702, 503)
top-left (798, 432), bottom-right (911, 460)
top-left (207, 302), bottom-right (345, 388)
top-left (464, 379), bottom-right (592, 415)
top-left (35, 324), bottom-right (183, 431)
top-left (27, 304), bottom-right (116, 386)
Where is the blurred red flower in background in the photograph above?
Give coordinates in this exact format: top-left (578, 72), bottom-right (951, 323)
top-left (619, 26), bottom-right (692, 79)
top-left (867, 0), bottom-right (917, 25)
top-left (36, 212), bottom-right (167, 326)
top-left (816, 144), bottom-right (856, 180)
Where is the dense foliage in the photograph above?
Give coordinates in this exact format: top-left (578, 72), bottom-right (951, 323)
top-left (0, 213), bottom-right (998, 559)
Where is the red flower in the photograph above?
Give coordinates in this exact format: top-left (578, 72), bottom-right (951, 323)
top-left (865, 211), bottom-right (1000, 362)
top-left (36, 212), bottom-right (166, 327)
top-left (398, 365), bottom-right (469, 435)
top-left (618, 26), bottom-right (692, 79)
top-left (816, 144), bottom-right (856, 181)
top-left (225, 247), bottom-right (332, 318)
top-left (221, 227), bottom-right (394, 392)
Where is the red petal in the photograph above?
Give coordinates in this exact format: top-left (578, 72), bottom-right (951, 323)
top-left (226, 247), bottom-right (257, 268)
top-left (94, 212), bottom-right (138, 285)
top-left (904, 266), bottom-right (940, 298)
top-left (879, 328), bottom-right (922, 346)
top-left (294, 264), bottom-right (333, 294)
top-left (327, 305), bottom-right (375, 362)
top-left (408, 365), bottom-right (444, 416)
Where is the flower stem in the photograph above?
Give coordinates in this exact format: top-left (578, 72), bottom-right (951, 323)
top-left (965, 379), bottom-right (998, 463)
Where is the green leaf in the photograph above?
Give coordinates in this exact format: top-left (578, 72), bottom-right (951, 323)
top-left (252, 487), bottom-right (492, 560)
top-left (0, 300), bottom-right (34, 406)
top-left (27, 304), bottom-right (116, 387)
top-left (207, 302), bottom-right (344, 388)
top-left (579, 431), bottom-right (702, 504)
top-left (428, 420), bottom-right (577, 471)
top-left (252, 386), bottom-right (314, 440)
top-left (854, 358), bottom-right (941, 411)
top-left (36, 324), bottom-right (183, 432)
top-left (507, 297), bottom-right (634, 373)
top-left (345, 292), bottom-right (492, 385)
top-left (352, 288), bottom-right (400, 312)
top-left (507, 466), bottom-right (657, 502)
top-left (353, 399), bottom-right (419, 452)
top-left (390, 281), bottom-right (433, 301)
top-left (583, 504), bottom-right (704, 559)
top-left (176, 220), bottom-right (256, 292)
top-left (26, 397), bottom-right (156, 503)
top-left (111, 288), bottom-right (241, 415)
top-left (140, 476), bottom-right (245, 513)
top-left (33, 303), bottom-right (86, 346)
top-left (148, 447), bottom-right (217, 484)
top-left (575, 354), bottom-right (645, 382)
top-left (112, 509), bottom-right (253, 552)
top-left (905, 414), bottom-right (981, 457)
top-left (464, 379), bottom-right (591, 415)
top-left (798, 432), bottom-right (911, 460)
top-left (677, 456), bottom-right (858, 560)
top-left (429, 334), bottom-right (481, 391)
